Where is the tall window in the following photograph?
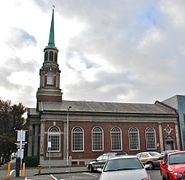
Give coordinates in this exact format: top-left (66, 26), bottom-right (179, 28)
top-left (48, 126), bottom-right (60, 152)
top-left (49, 51), bottom-right (53, 61)
top-left (55, 52), bottom-right (58, 62)
top-left (129, 127), bottom-right (140, 150)
top-left (111, 127), bottom-right (122, 151)
top-left (44, 51), bottom-right (48, 61)
top-left (72, 127), bottom-right (84, 151)
top-left (92, 127), bottom-right (103, 151)
top-left (46, 72), bottom-right (54, 85)
top-left (145, 127), bottom-right (156, 149)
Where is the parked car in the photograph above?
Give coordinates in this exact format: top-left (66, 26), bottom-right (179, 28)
top-left (160, 149), bottom-right (180, 156)
top-left (160, 151), bottom-right (185, 180)
top-left (136, 151), bottom-right (162, 169)
top-left (87, 152), bottom-right (127, 172)
top-left (99, 155), bottom-right (151, 180)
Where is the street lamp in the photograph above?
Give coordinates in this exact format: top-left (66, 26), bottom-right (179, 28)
top-left (67, 106), bottom-right (72, 166)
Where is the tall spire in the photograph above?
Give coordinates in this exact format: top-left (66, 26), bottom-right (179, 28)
top-left (48, 8), bottom-right (55, 48)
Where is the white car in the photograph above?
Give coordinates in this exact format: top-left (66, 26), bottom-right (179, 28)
top-left (99, 156), bottom-right (151, 180)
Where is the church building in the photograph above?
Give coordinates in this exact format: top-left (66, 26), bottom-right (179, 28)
top-left (27, 9), bottom-right (181, 167)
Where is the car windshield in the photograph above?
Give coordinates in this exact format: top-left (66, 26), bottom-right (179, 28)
top-left (103, 158), bottom-right (143, 172)
top-left (96, 154), bottom-right (115, 161)
top-left (169, 153), bottom-right (185, 165)
top-left (148, 152), bottom-right (161, 156)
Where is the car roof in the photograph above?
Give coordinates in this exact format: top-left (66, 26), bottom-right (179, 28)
top-left (102, 152), bottom-right (127, 155)
top-left (110, 155), bottom-right (137, 160)
top-left (167, 150), bottom-right (185, 155)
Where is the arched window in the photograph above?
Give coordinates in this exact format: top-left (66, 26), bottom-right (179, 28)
top-left (111, 127), bottom-right (122, 151)
top-left (55, 52), bottom-right (57, 62)
top-left (145, 127), bottom-right (156, 149)
top-left (92, 127), bottom-right (103, 151)
top-left (44, 51), bottom-right (48, 61)
top-left (128, 127), bottom-right (140, 150)
top-left (72, 127), bottom-right (84, 151)
top-left (49, 51), bottom-right (54, 61)
top-left (48, 126), bottom-right (60, 152)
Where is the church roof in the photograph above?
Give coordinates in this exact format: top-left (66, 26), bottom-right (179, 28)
top-left (38, 100), bottom-right (177, 115)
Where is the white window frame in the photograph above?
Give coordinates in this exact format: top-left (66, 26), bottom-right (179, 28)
top-left (47, 126), bottom-right (61, 152)
top-left (145, 127), bottom-right (157, 150)
top-left (71, 127), bottom-right (84, 152)
top-left (111, 127), bottom-right (122, 151)
top-left (92, 127), bottom-right (104, 151)
top-left (128, 127), bottom-right (140, 150)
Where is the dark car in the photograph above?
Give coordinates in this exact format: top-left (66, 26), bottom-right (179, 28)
top-left (136, 151), bottom-right (162, 170)
top-left (87, 152), bottom-right (128, 172)
top-left (160, 151), bottom-right (185, 180)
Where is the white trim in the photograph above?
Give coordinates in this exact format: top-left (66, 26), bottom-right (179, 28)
top-left (47, 126), bottom-right (61, 152)
top-left (71, 126), bottom-right (84, 152)
top-left (110, 127), bottom-right (122, 151)
top-left (145, 127), bottom-right (157, 150)
top-left (91, 126), bottom-right (104, 151)
top-left (128, 127), bottom-right (140, 150)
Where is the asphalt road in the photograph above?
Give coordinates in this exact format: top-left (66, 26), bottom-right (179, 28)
top-left (24, 170), bottom-right (161, 180)
top-left (0, 167), bottom-right (161, 180)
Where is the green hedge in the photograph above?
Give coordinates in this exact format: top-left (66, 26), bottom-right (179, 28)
top-left (24, 156), bottom-right (39, 167)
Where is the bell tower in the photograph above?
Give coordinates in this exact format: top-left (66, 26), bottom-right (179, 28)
top-left (36, 8), bottom-right (63, 103)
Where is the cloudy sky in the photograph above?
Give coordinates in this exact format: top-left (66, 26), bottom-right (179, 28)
top-left (1, 0), bottom-right (185, 108)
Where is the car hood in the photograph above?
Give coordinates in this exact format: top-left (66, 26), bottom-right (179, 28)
top-left (99, 169), bottom-right (149, 180)
top-left (168, 164), bottom-right (185, 173)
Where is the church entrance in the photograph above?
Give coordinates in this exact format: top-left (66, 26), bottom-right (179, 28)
top-left (164, 136), bottom-right (174, 150)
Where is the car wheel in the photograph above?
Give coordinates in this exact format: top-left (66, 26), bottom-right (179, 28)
top-left (146, 162), bottom-right (154, 170)
top-left (89, 165), bottom-right (94, 172)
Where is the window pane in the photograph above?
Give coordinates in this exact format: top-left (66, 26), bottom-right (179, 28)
top-left (146, 128), bottom-right (156, 149)
top-left (129, 128), bottom-right (139, 150)
top-left (49, 135), bottom-right (59, 151)
top-left (111, 127), bottom-right (121, 150)
top-left (72, 127), bottom-right (84, 151)
top-left (48, 126), bottom-right (60, 152)
top-left (92, 127), bottom-right (103, 151)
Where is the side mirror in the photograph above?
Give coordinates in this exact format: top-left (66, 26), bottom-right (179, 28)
top-left (97, 168), bottom-right (103, 173)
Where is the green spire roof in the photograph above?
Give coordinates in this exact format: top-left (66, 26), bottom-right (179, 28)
top-left (47, 8), bottom-right (55, 48)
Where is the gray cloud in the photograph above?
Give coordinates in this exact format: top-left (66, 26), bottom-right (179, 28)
top-left (6, 28), bottom-right (37, 49)
top-left (33, 1), bottom-right (185, 103)
top-left (0, 57), bottom-right (37, 89)
top-left (66, 49), bottom-right (99, 71)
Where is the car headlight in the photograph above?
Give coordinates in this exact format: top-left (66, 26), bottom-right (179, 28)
top-left (173, 172), bottom-right (183, 178)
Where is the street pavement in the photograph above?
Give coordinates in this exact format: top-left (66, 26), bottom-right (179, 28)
top-left (0, 165), bottom-right (161, 179)
top-left (0, 165), bottom-right (88, 179)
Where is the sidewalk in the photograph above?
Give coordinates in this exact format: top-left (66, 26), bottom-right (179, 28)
top-left (1, 165), bottom-right (88, 179)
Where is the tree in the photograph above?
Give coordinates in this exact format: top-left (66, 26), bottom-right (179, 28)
top-left (0, 98), bottom-right (26, 165)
